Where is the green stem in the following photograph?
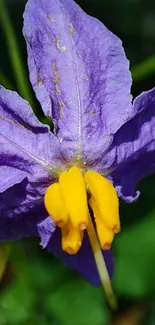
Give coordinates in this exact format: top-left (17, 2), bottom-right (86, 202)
top-left (131, 56), bottom-right (155, 82)
top-left (0, 0), bottom-right (33, 103)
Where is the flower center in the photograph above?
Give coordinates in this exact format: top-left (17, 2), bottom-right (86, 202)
top-left (44, 166), bottom-right (120, 309)
top-left (44, 166), bottom-right (120, 254)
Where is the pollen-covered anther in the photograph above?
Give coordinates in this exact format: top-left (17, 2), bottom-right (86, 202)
top-left (61, 222), bottom-right (84, 255)
top-left (103, 243), bottom-right (111, 250)
top-left (85, 171), bottom-right (120, 249)
top-left (113, 225), bottom-right (121, 234)
top-left (44, 183), bottom-right (68, 228)
top-left (59, 166), bottom-right (89, 229)
top-left (44, 166), bottom-right (89, 254)
top-left (89, 197), bottom-right (114, 250)
top-left (79, 223), bottom-right (87, 230)
top-left (44, 167), bottom-right (120, 255)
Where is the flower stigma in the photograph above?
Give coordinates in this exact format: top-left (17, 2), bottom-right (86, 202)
top-left (44, 166), bottom-right (120, 309)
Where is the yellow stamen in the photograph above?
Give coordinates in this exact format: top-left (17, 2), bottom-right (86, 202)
top-left (89, 197), bottom-right (114, 250)
top-left (44, 167), bottom-right (120, 309)
top-left (87, 213), bottom-right (117, 310)
top-left (44, 183), bottom-right (68, 227)
top-left (84, 171), bottom-right (120, 231)
top-left (61, 222), bottom-right (84, 255)
top-left (59, 166), bottom-right (88, 229)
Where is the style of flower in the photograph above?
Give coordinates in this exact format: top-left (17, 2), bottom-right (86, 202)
top-left (0, 0), bottom-right (155, 294)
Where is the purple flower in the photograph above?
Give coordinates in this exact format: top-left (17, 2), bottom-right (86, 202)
top-left (0, 0), bottom-right (155, 289)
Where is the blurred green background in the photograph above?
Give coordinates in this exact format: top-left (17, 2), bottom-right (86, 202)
top-left (1, 0), bottom-right (155, 324)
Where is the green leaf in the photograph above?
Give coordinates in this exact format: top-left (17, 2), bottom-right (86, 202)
top-left (114, 210), bottom-right (155, 299)
top-left (0, 278), bottom-right (35, 324)
top-left (45, 277), bottom-right (110, 325)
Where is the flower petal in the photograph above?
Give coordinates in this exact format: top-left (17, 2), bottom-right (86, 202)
top-left (0, 86), bottom-right (63, 192)
top-left (104, 88), bottom-right (155, 202)
top-left (48, 228), bottom-right (114, 286)
top-left (0, 179), bottom-right (56, 241)
top-left (38, 216), bottom-right (56, 248)
top-left (23, 0), bottom-right (133, 164)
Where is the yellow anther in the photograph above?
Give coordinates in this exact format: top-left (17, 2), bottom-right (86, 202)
top-left (44, 183), bottom-right (68, 227)
top-left (89, 197), bottom-right (114, 250)
top-left (61, 222), bottom-right (84, 255)
top-left (57, 170), bottom-right (68, 206)
top-left (44, 167), bottom-right (119, 309)
top-left (84, 171), bottom-right (120, 231)
top-left (59, 166), bottom-right (88, 229)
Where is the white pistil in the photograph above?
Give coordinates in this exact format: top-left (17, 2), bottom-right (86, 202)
top-left (87, 213), bottom-right (117, 310)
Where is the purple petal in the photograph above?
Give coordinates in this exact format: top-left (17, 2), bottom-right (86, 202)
top-left (104, 88), bottom-right (155, 202)
top-left (0, 86), bottom-right (63, 192)
top-left (23, 0), bottom-right (133, 164)
top-left (38, 216), bottom-right (56, 248)
top-left (0, 179), bottom-right (56, 242)
top-left (48, 228), bottom-right (114, 286)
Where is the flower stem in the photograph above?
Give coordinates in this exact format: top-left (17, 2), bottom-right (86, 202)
top-left (0, 0), bottom-right (33, 103)
top-left (87, 213), bottom-right (117, 310)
